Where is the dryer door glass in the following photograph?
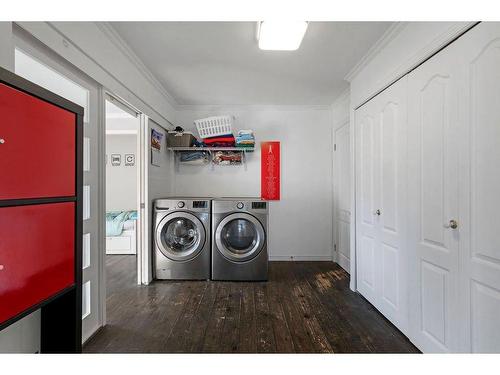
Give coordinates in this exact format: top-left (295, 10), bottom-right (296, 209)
top-left (221, 219), bottom-right (257, 254)
top-left (157, 212), bottom-right (205, 261)
top-left (215, 213), bottom-right (265, 262)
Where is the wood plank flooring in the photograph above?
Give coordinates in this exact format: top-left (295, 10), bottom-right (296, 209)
top-left (83, 255), bottom-right (419, 353)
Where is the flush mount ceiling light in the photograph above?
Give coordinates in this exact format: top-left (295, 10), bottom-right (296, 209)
top-left (257, 21), bottom-right (308, 51)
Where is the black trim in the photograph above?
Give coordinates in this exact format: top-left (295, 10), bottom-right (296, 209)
top-left (0, 285), bottom-right (75, 332)
top-left (0, 66), bottom-right (84, 116)
top-left (0, 196), bottom-right (76, 208)
top-left (355, 22), bottom-right (481, 110)
top-left (0, 67), bottom-right (83, 353)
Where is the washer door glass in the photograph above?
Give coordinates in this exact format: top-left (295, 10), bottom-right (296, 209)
top-left (157, 212), bottom-right (205, 261)
top-left (165, 218), bottom-right (198, 251)
top-left (216, 213), bottom-right (265, 262)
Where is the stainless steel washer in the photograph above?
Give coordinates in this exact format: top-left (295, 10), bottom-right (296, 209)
top-left (154, 198), bottom-right (210, 280)
top-left (211, 198), bottom-right (268, 281)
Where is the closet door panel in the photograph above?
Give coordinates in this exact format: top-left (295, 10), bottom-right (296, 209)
top-left (355, 104), bottom-right (378, 302)
top-left (355, 78), bottom-right (408, 334)
top-left (377, 78), bottom-right (408, 332)
top-left (456, 22), bottom-right (500, 353)
top-left (407, 45), bottom-right (460, 353)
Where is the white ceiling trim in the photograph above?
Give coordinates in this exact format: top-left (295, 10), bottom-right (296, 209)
top-left (106, 130), bottom-right (138, 135)
top-left (344, 22), bottom-right (406, 82)
top-left (97, 22), bottom-right (179, 108)
top-left (176, 104), bottom-right (334, 112)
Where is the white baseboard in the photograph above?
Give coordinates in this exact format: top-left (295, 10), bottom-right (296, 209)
top-left (269, 255), bottom-right (333, 261)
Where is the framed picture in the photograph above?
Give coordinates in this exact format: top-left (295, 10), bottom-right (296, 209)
top-left (111, 154), bottom-right (121, 166)
top-left (151, 129), bottom-right (163, 151)
top-left (125, 154), bottom-right (135, 166)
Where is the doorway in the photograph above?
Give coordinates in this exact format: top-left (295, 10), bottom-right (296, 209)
top-left (104, 95), bottom-right (142, 291)
top-left (333, 121), bottom-right (351, 273)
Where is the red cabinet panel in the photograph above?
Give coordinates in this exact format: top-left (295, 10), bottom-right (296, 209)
top-left (0, 202), bottom-right (75, 324)
top-left (0, 83), bottom-right (76, 200)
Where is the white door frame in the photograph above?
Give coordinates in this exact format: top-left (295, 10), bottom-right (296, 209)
top-left (103, 91), bottom-right (144, 287)
top-left (349, 107), bottom-right (357, 291)
top-left (139, 114), bottom-right (150, 285)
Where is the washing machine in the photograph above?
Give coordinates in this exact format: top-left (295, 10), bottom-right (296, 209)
top-left (211, 198), bottom-right (268, 281)
top-left (154, 198), bottom-right (210, 280)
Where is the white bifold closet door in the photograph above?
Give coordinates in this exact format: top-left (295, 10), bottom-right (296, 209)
top-left (407, 34), bottom-right (462, 353)
top-left (355, 77), bottom-right (408, 335)
top-left (408, 22), bottom-right (500, 353)
top-left (455, 22), bottom-right (500, 353)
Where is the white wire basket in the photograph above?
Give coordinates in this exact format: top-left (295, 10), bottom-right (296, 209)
top-left (194, 115), bottom-right (233, 139)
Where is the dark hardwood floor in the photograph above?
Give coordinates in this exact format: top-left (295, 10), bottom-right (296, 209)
top-left (83, 255), bottom-right (419, 353)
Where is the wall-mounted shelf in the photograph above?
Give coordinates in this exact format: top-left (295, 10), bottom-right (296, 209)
top-left (167, 147), bottom-right (254, 152)
top-left (167, 146), bottom-right (255, 171)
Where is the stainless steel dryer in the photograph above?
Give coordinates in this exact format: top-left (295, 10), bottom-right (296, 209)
top-left (154, 198), bottom-right (210, 280)
top-left (211, 198), bottom-right (268, 281)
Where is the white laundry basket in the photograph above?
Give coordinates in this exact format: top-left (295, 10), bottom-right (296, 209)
top-left (194, 115), bottom-right (233, 139)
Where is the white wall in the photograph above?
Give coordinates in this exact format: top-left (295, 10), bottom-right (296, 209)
top-left (145, 120), bottom-right (174, 282)
top-left (175, 106), bottom-right (334, 261)
top-left (0, 22), bottom-right (13, 69)
top-left (106, 134), bottom-right (138, 211)
top-left (331, 90), bottom-right (350, 126)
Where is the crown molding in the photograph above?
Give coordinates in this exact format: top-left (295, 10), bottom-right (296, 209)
top-left (96, 22), bottom-right (178, 108)
top-left (176, 104), bottom-right (333, 112)
top-left (345, 22), bottom-right (407, 82)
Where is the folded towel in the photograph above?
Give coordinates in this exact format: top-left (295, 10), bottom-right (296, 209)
top-left (236, 139), bottom-right (255, 145)
top-left (205, 133), bottom-right (234, 140)
top-left (204, 136), bottom-right (235, 144)
top-left (236, 134), bottom-right (254, 141)
top-left (238, 129), bottom-right (254, 136)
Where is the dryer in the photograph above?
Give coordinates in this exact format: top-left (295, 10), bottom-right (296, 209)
top-left (154, 198), bottom-right (210, 280)
top-left (211, 198), bottom-right (268, 281)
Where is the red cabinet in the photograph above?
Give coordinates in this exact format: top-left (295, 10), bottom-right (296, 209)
top-left (0, 83), bottom-right (76, 200)
top-left (0, 202), bottom-right (75, 324)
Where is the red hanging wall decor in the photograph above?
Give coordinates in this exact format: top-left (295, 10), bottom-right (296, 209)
top-left (261, 141), bottom-right (280, 200)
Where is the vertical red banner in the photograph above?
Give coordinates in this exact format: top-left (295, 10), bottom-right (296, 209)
top-left (261, 141), bottom-right (280, 200)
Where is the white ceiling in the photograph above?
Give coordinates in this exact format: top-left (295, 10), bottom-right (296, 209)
top-left (110, 22), bottom-right (392, 106)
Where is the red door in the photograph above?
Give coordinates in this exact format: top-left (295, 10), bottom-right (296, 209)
top-left (0, 83), bottom-right (76, 200)
top-left (0, 202), bottom-right (75, 324)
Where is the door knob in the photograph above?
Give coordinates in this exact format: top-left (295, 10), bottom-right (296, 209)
top-left (0, 138), bottom-right (5, 144)
top-left (444, 219), bottom-right (458, 229)
top-left (374, 209), bottom-right (381, 216)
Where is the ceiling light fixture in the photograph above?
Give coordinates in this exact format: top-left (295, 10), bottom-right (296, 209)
top-left (257, 21), bottom-right (308, 51)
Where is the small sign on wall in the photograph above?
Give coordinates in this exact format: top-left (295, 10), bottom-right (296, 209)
top-left (111, 154), bottom-right (121, 166)
top-left (261, 141), bottom-right (280, 200)
top-left (125, 154), bottom-right (135, 166)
